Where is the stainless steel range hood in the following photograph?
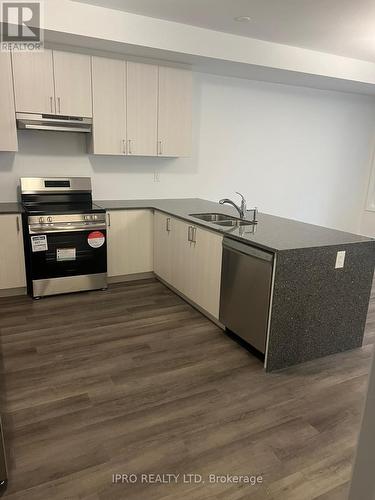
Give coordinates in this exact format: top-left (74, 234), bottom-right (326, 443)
top-left (16, 113), bottom-right (92, 133)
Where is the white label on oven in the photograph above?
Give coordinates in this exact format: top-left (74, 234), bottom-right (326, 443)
top-left (87, 231), bottom-right (105, 248)
top-left (31, 235), bottom-right (48, 252)
top-left (57, 248), bottom-right (76, 262)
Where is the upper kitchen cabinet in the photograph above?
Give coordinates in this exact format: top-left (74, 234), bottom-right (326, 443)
top-left (12, 49), bottom-right (55, 114)
top-left (0, 52), bottom-right (18, 151)
top-left (126, 62), bottom-right (158, 156)
top-left (91, 56), bottom-right (126, 155)
top-left (158, 66), bottom-right (192, 157)
top-left (12, 50), bottom-right (92, 117)
top-left (53, 51), bottom-right (92, 117)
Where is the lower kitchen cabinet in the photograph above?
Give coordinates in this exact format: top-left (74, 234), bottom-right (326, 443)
top-left (190, 226), bottom-right (223, 319)
top-left (0, 215), bottom-right (26, 291)
top-left (170, 217), bottom-right (194, 298)
top-left (107, 210), bottom-right (153, 278)
top-left (153, 211), bottom-right (223, 319)
top-left (153, 211), bottom-right (174, 283)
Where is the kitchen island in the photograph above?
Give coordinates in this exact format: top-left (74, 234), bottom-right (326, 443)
top-left (97, 198), bottom-right (375, 371)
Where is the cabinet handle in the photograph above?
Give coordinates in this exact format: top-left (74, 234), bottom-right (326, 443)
top-left (166, 217), bottom-right (171, 232)
top-left (122, 139), bottom-right (126, 155)
top-left (158, 140), bottom-right (163, 155)
top-left (57, 97), bottom-right (61, 114)
top-left (128, 139), bottom-right (132, 155)
top-left (16, 216), bottom-right (20, 233)
top-left (191, 227), bottom-right (197, 243)
top-left (50, 96), bottom-right (53, 113)
top-left (187, 226), bottom-right (192, 242)
top-left (107, 213), bottom-right (111, 227)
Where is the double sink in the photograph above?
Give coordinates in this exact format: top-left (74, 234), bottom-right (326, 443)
top-left (190, 213), bottom-right (255, 227)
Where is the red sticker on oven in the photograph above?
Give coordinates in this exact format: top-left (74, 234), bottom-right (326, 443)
top-left (87, 231), bottom-right (105, 248)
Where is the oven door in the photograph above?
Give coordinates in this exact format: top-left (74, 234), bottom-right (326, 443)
top-left (26, 228), bottom-right (107, 297)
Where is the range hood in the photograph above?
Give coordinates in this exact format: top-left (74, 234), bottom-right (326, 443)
top-left (16, 113), bottom-right (92, 133)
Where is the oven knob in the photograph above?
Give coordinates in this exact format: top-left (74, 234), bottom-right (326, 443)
top-left (47, 216), bottom-right (52, 223)
top-left (84, 215), bottom-right (89, 221)
top-left (39, 217), bottom-right (45, 224)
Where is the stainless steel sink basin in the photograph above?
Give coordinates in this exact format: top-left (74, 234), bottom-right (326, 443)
top-left (190, 212), bottom-right (255, 227)
top-left (215, 220), bottom-right (254, 227)
top-left (190, 213), bottom-right (239, 222)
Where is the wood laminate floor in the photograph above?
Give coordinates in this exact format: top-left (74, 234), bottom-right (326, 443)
top-left (0, 279), bottom-right (374, 500)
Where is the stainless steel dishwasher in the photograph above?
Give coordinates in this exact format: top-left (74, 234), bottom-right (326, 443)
top-left (219, 238), bottom-right (274, 354)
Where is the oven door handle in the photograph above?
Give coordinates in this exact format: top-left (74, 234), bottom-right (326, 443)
top-left (29, 224), bottom-right (107, 234)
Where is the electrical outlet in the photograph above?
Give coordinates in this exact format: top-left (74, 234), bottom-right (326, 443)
top-left (154, 171), bottom-right (160, 182)
top-left (335, 250), bottom-right (346, 269)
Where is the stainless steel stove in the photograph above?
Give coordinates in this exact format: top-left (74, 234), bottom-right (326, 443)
top-left (21, 177), bottom-right (107, 298)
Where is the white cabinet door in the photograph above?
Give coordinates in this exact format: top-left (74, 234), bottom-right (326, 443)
top-left (161, 216), bottom-right (222, 319)
top-left (53, 51), bottom-right (92, 117)
top-left (190, 226), bottom-right (223, 319)
top-left (0, 215), bottom-right (26, 290)
top-left (169, 217), bottom-right (194, 298)
top-left (0, 53), bottom-right (17, 152)
top-left (12, 49), bottom-right (55, 114)
top-left (91, 56), bottom-right (126, 155)
top-left (107, 210), bottom-right (153, 277)
top-left (153, 211), bottom-right (173, 283)
top-left (158, 66), bottom-right (192, 157)
top-left (127, 62), bottom-right (158, 156)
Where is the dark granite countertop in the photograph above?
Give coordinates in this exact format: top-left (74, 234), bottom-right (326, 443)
top-left (96, 198), bottom-right (373, 252)
top-left (0, 202), bottom-right (23, 214)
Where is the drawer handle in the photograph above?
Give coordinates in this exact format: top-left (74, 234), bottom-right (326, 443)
top-left (191, 226), bottom-right (197, 243)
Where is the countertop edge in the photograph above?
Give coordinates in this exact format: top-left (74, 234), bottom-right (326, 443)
top-left (2, 199), bottom-right (372, 252)
top-left (0, 203), bottom-right (23, 215)
top-left (97, 199), bottom-right (374, 252)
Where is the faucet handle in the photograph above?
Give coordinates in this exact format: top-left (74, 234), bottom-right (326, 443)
top-left (235, 192), bottom-right (246, 203)
top-left (236, 192), bottom-right (247, 217)
top-left (247, 206), bottom-right (258, 223)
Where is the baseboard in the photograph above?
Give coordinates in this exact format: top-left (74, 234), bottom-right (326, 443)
top-left (155, 275), bottom-right (225, 329)
top-left (107, 272), bottom-right (155, 284)
top-left (0, 287), bottom-right (27, 298)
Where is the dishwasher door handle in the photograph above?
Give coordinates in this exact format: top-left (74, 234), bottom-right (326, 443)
top-left (222, 238), bottom-right (273, 262)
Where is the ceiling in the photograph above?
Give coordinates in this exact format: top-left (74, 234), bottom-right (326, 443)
top-left (73, 0), bottom-right (375, 62)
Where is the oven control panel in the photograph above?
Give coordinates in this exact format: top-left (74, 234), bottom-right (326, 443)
top-left (27, 213), bottom-right (106, 234)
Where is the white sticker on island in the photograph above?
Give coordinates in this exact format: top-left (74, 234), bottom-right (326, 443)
top-left (335, 251), bottom-right (346, 269)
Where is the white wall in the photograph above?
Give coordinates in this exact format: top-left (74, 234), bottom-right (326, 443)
top-left (1, 71), bottom-right (374, 233)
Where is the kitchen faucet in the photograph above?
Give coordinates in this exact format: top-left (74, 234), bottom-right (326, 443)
top-left (219, 192), bottom-right (258, 222)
